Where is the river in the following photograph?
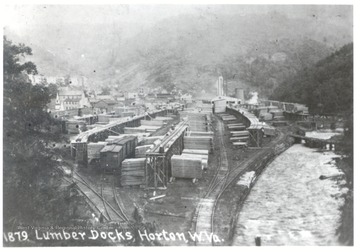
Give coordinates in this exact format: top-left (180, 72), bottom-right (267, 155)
top-left (232, 131), bottom-right (348, 246)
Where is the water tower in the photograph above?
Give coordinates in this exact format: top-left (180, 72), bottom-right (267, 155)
top-left (235, 88), bottom-right (245, 103)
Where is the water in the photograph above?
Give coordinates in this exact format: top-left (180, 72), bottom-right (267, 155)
top-left (233, 132), bottom-right (347, 246)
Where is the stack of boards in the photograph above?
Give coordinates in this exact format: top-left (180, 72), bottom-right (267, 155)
top-left (139, 136), bottom-right (164, 145)
top-left (184, 136), bottom-right (213, 152)
top-left (171, 150), bottom-right (208, 179)
top-left (270, 110), bottom-right (285, 121)
top-left (218, 114), bottom-right (249, 148)
top-left (179, 109), bottom-right (212, 132)
top-left (124, 125), bottom-right (160, 134)
top-left (140, 119), bottom-right (164, 127)
top-left (230, 130), bottom-right (249, 147)
top-left (213, 99), bottom-right (226, 113)
top-left (121, 158), bottom-right (146, 186)
top-left (135, 145), bottom-right (154, 158)
top-left (219, 113), bottom-right (237, 122)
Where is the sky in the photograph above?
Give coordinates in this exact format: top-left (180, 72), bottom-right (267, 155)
top-left (3, 4), bottom-right (353, 40)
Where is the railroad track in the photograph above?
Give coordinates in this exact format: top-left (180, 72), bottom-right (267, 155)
top-left (72, 171), bottom-right (128, 222)
top-left (194, 116), bottom-right (229, 246)
top-left (112, 178), bottom-right (130, 222)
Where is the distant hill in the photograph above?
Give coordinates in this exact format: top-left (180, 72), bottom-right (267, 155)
top-left (270, 43), bottom-right (353, 115)
top-left (4, 28), bottom-right (79, 76)
top-left (4, 10), bottom-right (352, 97)
top-left (101, 12), bottom-right (340, 97)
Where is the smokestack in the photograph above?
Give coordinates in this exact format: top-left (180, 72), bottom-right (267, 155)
top-left (217, 76), bottom-right (224, 96)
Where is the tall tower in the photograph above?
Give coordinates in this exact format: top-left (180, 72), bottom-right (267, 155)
top-left (217, 76), bottom-right (224, 96)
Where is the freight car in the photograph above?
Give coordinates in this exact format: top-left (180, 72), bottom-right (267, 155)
top-left (110, 136), bottom-right (138, 158)
top-left (99, 136), bottom-right (138, 173)
top-left (100, 145), bottom-right (123, 173)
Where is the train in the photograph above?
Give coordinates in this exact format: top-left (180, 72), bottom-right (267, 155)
top-left (99, 136), bottom-right (138, 173)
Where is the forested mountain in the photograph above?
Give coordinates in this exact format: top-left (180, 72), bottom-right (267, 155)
top-left (4, 7), bottom-right (352, 97)
top-left (270, 43), bottom-right (353, 115)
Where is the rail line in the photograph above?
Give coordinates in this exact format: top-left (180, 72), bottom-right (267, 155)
top-left (72, 171), bottom-right (128, 222)
top-left (194, 115), bottom-right (229, 246)
top-left (112, 178), bottom-right (130, 222)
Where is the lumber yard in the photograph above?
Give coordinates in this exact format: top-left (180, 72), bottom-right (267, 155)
top-left (59, 84), bottom-right (332, 246)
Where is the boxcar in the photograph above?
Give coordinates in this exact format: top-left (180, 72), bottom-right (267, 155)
top-left (100, 145), bottom-right (123, 173)
top-left (111, 136), bottom-right (138, 158)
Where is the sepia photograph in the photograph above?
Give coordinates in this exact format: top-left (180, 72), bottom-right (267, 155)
top-left (1, 1), bottom-right (355, 247)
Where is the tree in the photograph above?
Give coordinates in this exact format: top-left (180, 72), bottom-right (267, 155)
top-left (48, 83), bottom-right (59, 98)
top-left (3, 37), bottom-right (72, 241)
top-left (100, 86), bottom-right (111, 95)
top-left (3, 37), bottom-right (37, 80)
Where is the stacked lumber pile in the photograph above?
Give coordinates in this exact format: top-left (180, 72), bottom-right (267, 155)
top-left (105, 135), bottom-right (126, 143)
top-left (135, 145), bottom-right (154, 158)
top-left (232, 142), bottom-right (248, 147)
top-left (181, 149), bottom-right (209, 169)
top-left (188, 120), bottom-right (207, 132)
top-left (184, 136), bottom-right (213, 151)
top-left (123, 127), bottom-right (146, 134)
top-left (197, 103), bottom-right (213, 113)
top-left (263, 126), bottom-right (276, 136)
top-left (124, 125), bottom-right (160, 134)
top-left (261, 113), bottom-right (273, 121)
top-left (230, 130), bottom-right (250, 137)
top-left (154, 116), bottom-right (173, 121)
top-left (213, 99), bottom-right (226, 113)
top-left (179, 108), bottom-right (212, 132)
top-left (220, 114), bottom-right (237, 121)
top-left (270, 110), bottom-right (285, 120)
top-left (186, 131), bottom-right (214, 137)
top-left (182, 149), bottom-right (209, 155)
top-left (227, 123), bottom-right (246, 131)
top-left (107, 133), bottom-right (149, 144)
top-left (171, 155), bottom-right (203, 179)
top-left (121, 158), bottom-right (146, 186)
top-left (139, 136), bottom-right (164, 145)
top-left (87, 142), bottom-right (108, 162)
top-left (140, 119), bottom-right (164, 127)
top-left (230, 130), bottom-right (249, 147)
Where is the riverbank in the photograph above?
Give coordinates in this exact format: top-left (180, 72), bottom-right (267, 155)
top-left (335, 157), bottom-right (353, 245)
top-left (213, 128), bottom-right (294, 245)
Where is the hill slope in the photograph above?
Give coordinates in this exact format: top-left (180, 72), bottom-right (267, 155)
top-left (270, 43), bottom-right (353, 114)
top-left (5, 9), bottom-right (352, 97)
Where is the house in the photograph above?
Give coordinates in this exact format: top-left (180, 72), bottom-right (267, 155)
top-left (58, 88), bottom-right (91, 110)
top-left (125, 92), bottom-right (138, 99)
top-left (180, 93), bottom-right (193, 102)
top-left (156, 92), bottom-right (174, 103)
top-left (92, 99), bottom-right (118, 113)
top-left (47, 93), bottom-right (65, 112)
top-left (96, 95), bottom-right (115, 101)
